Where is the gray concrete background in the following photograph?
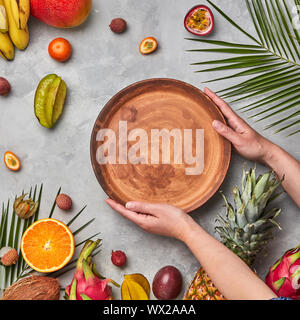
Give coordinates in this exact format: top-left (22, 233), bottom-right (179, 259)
top-left (0, 0), bottom-right (299, 299)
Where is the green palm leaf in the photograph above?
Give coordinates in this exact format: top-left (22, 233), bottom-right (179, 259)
top-left (0, 185), bottom-right (100, 294)
top-left (187, 0), bottom-right (300, 135)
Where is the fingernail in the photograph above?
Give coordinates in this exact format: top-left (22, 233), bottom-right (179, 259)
top-left (125, 202), bottom-right (134, 210)
top-left (213, 120), bottom-right (221, 129)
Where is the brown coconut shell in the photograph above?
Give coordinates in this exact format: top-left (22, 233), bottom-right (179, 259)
top-left (2, 276), bottom-right (60, 300)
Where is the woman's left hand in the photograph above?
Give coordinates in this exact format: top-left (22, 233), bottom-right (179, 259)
top-left (105, 199), bottom-right (194, 241)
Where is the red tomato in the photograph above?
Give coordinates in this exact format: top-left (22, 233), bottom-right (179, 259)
top-left (48, 38), bottom-right (72, 62)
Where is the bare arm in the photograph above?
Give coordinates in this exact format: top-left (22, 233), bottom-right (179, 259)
top-left (204, 88), bottom-right (300, 208)
top-left (105, 199), bottom-right (276, 300)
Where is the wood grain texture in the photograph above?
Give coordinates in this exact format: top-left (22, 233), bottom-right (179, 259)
top-left (90, 79), bottom-right (231, 212)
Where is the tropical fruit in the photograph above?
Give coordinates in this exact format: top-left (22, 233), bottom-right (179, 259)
top-left (30, 0), bottom-right (92, 28)
top-left (34, 74), bottom-right (67, 129)
top-left (2, 276), bottom-right (60, 300)
top-left (121, 274), bottom-right (150, 300)
top-left (184, 268), bottom-right (225, 300)
top-left (185, 167), bottom-right (282, 300)
top-left (265, 245), bottom-right (300, 300)
top-left (152, 266), bottom-right (183, 300)
top-left (48, 37), bottom-right (72, 62)
top-left (14, 194), bottom-right (39, 219)
top-left (3, 0), bottom-right (30, 50)
top-left (21, 218), bottom-right (75, 273)
top-left (4, 151), bottom-right (21, 171)
top-left (65, 240), bottom-right (118, 300)
top-left (0, 0), bottom-right (14, 61)
top-left (139, 37), bottom-right (158, 55)
top-left (0, 32), bottom-right (14, 60)
top-left (0, 0), bottom-right (8, 32)
top-left (111, 250), bottom-right (127, 267)
top-left (109, 18), bottom-right (127, 33)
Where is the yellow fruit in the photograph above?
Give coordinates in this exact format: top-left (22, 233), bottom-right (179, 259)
top-left (121, 279), bottom-right (131, 300)
top-left (4, 0), bottom-right (29, 50)
top-left (52, 80), bottom-right (67, 124)
top-left (8, 0), bottom-right (30, 30)
top-left (19, 0), bottom-right (30, 30)
top-left (121, 279), bottom-right (149, 300)
top-left (10, 0), bottom-right (29, 30)
top-left (45, 76), bottom-right (62, 126)
top-left (10, 0), bottom-right (20, 28)
top-left (0, 31), bottom-right (14, 60)
top-left (184, 268), bottom-right (226, 300)
top-left (124, 274), bottom-right (151, 297)
top-left (0, 0), bottom-right (8, 33)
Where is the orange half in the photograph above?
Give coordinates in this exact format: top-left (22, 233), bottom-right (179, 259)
top-left (4, 151), bottom-right (21, 171)
top-left (21, 218), bottom-right (75, 273)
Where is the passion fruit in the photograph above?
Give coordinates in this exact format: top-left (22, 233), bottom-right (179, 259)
top-left (184, 5), bottom-right (214, 36)
top-left (152, 266), bottom-right (183, 300)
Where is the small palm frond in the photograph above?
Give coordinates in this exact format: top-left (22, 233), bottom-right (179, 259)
top-left (0, 185), bottom-right (99, 292)
top-left (187, 0), bottom-right (300, 136)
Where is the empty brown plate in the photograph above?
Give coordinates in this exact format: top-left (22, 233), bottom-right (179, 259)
top-left (90, 79), bottom-right (231, 212)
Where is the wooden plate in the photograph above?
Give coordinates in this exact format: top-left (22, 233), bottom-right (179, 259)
top-left (90, 79), bottom-right (231, 212)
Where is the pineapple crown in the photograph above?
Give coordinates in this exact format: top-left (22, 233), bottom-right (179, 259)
top-left (216, 166), bottom-right (283, 266)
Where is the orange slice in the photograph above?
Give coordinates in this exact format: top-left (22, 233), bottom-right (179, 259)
top-left (4, 151), bottom-right (21, 171)
top-left (139, 37), bottom-right (158, 54)
top-left (21, 218), bottom-right (75, 273)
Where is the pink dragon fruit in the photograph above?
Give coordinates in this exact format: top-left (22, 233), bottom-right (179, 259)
top-left (65, 239), bottom-right (117, 300)
top-left (265, 245), bottom-right (300, 300)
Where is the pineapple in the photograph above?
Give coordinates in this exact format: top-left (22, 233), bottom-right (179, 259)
top-left (185, 167), bottom-right (282, 300)
top-left (184, 268), bottom-right (225, 300)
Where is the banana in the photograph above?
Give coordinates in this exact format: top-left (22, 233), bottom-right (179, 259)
top-left (10, 0), bottom-right (20, 28)
top-left (4, 0), bottom-right (29, 50)
top-left (0, 0), bottom-right (8, 33)
top-left (18, 0), bottom-right (30, 30)
top-left (10, 0), bottom-right (30, 30)
top-left (0, 31), bottom-right (14, 60)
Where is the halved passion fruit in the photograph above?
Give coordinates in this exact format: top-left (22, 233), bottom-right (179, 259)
top-left (184, 5), bottom-right (214, 36)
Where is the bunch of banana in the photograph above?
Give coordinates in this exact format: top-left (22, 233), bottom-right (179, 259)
top-left (0, 0), bottom-right (30, 61)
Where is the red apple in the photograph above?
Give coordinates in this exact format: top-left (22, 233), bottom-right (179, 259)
top-left (30, 0), bottom-right (92, 28)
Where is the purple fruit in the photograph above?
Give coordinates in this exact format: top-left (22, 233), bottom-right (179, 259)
top-left (152, 266), bottom-right (182, 300)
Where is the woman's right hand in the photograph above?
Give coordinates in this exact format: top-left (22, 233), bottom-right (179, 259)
top-left (204, 88), bottom-right (275, 164)
top-left (105, 199), bottom-right (195, 241)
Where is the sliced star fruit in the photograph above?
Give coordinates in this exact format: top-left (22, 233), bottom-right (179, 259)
top-left (121, 274), bottom-right (150, 300)
top-left (124, 273), bottom-right (150, 296)
top-left (34, 74), bottom-right (67, 129)
top-left (52, 80), bottom-right (67, 124)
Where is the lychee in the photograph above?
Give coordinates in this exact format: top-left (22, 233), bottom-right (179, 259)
top-left (56, 194), bottom-right (72, 211)
top-left (0, 247), bottom-right (19, 266)
top-left (109, 18), bottom-right (127, 33)
top-left (111, 250), bottom-right (127, 267)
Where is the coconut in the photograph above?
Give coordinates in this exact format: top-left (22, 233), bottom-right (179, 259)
top-left (2, 276), bottom-right (60, 300)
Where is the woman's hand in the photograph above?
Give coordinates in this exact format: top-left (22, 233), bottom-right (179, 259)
top-left (204, 88), bottom-right (275, 163)
top-left (206, 88), bottom-right (300, 207)
top-left (105, 199), bottom-right (194, 241)
top-left (105, 198), bottom-right (276, 300)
